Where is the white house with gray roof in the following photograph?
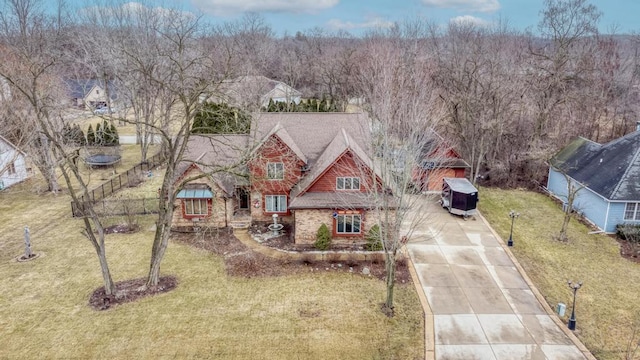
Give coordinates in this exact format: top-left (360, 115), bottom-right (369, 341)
top-left (0, 135), bottom-right (30, 190)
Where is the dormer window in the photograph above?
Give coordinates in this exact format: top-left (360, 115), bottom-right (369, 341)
top-left (267, 162), bottom-right (284, 180)
top-left (337, 177), bottom-right (360, 190)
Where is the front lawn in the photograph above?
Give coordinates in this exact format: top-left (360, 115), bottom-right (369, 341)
top-left (0, 179), bottom-right (424, 359)
top-left (479, 187), bottom-right (640, 360)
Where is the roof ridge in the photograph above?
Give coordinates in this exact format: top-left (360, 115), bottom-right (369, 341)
top-left (602, 131), bottom-right (640, 148)
top-left (341, 128), bottom-right (349, 147)
top-left (0, 134), bottom-right (27, 155)
top-left (609, 137), bottom-right (640, 199)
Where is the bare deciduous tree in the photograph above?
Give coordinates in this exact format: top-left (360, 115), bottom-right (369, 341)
top-left (0, 0), bottom-right (116, 295)
top-left (355, 22), bottom-right (446, 315)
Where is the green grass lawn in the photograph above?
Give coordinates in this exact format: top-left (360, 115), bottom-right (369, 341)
top-left (0, 179), bottom-right (424, 359)
top-left (479, 187), bottom-right (640, 360)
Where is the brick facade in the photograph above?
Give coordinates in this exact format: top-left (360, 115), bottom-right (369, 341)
top-left (171, 166), bottom-right (233, 228)
top-left (250, 190), bottom-right (294, 224)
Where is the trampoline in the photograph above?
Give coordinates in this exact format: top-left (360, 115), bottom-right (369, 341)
top-left (85, 154), bottom-right (121, 167)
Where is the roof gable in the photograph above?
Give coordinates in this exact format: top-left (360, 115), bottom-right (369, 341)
top-left (550, 132), bottom-right (640, 200)
top-left (0, 135), bottom-right (27, 156)
top-left (291, 128), bottom-right (378, 197)
top-left (252, 123), bottom-right (307, 164)
top-left (251, 112), bottom-right (371, 168)
top-left (174, 134), bottom-right (250, 195)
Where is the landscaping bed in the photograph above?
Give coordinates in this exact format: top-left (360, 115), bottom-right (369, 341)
top-left (172, 229), bottom-right (412, 284)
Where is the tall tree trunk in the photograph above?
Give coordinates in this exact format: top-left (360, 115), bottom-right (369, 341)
top-left (97, 245), bottom-right (116, 295)
top-left (146, 221), bottom-right (170, 287)
top-left (383, 251), bottom-right (396, 316)
top-left (146, 165), bottom-right (175, 288)
top-left (34, 136), bottom-right (60, 192)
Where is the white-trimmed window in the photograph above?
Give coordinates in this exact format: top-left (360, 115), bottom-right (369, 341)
top-left (7, 162), bottom-right (16, 175)
top-left (336, 214), bottom-right (361, 234)
top-left (336, 177), bottom-right (360, 190)
top-left (265, 195), bottom-right (287, 212)
top-left (184, 199), bottom-right (208, 216)
top-left (267, 162), bottom-right (284, 180)
top-left (624, 203), bottom-right (640, 221)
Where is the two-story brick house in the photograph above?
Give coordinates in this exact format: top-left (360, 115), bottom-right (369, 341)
top-left (172, 112), bottom-right (389, 245)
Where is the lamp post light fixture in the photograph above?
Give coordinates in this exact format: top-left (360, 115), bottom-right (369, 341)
top-left (507, 210), bottom-right (520, 247)
top-left (567, 280), bottom-right (583, 331)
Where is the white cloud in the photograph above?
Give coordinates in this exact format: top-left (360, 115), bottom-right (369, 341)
top-left (327, 17), bottom-right (394, 30)
top-left (422, 0), bottom-right (500, 13)
top-left (449, 15), bottom-right (491, 27)
top-left (191, 0), bottom-right (339, 16)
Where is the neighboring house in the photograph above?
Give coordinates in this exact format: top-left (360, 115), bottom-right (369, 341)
top-left (207, 75), bottom-right (302, 110)
top-left (0, 135), bottom-right (30, 190)
top-left (65, 79), bottom-right (117, 109)
top-left (411, 131), bottom-right (470, 192)
top-left (547, 126), bottom-right (640, 233)
top-left (172, 112), bottom-right (391, 245)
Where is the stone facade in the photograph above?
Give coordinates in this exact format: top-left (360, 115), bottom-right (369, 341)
top-left (293, 208), bottom-right (384, 245)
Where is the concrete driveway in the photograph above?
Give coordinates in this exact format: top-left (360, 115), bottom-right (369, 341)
top-left (405, 197), bottom-right (591, 360)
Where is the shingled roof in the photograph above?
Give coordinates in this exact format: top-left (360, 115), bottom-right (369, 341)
top-left (549, 131), bottom-right (640, 201)
top-left (174, 134), bottom-right (249, 195)
top-left (217, 75), bottom-right (301, 109)
top-left (251, 112), bottom-right (371, 168)
top-left (64, 79), bottom-right (117, 100)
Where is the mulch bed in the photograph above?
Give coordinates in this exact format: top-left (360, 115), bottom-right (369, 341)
top-left (616, 238), bottom-right (640, 263)
top-left (249, 223), bottom-right (367, 252)
top-left (172, 229), bottom-right (412, 283)
top-left (89, 276), bottom-right (177, 311)
top-left (104, 224), bottom-right (140, 234)
top-left (88, 229), bottom-right (412, 311)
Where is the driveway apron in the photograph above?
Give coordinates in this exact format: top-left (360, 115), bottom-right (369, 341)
top-left (405, 199), bottom-right (590, 360)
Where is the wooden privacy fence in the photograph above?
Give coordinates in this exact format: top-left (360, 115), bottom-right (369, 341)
top-left (72, 198), bottom-right (159, 217)
top-left (71, 152), bottom-right (165, 217)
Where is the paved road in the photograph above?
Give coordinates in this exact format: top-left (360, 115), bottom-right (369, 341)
top-left (405, 198), bottom-right (589, 360)
top-left (119, 135), bottom-right (162, 145)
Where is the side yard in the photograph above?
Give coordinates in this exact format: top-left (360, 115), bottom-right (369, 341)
top-left (0, 176), bottom-right (424, 359)
top-left (479, 187), bottom-right (640, 360)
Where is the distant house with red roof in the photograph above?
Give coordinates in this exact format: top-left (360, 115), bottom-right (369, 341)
top-left (411, 130), bottom-right (470, 192)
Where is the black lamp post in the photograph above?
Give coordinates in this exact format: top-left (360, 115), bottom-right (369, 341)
top-left (507, 210), bottom-right (519, 247)
top-left (567, 280), bottom-right (583, 330)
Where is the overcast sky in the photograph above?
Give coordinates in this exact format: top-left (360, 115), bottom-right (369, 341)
top-left (49, 0), bottom-right (640, 36)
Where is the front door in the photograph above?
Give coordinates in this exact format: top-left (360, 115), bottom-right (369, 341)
top-left (238, 188), bottom-right (249, 210)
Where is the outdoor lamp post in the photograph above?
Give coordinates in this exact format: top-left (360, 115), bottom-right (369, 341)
top-left (507, 210), bottom-right (520, 247)
top-left (567, 280), bottom-right (583, 331)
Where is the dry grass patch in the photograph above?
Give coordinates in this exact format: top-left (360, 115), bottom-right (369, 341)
top-left (479, 187), bottom-right (640, 360)
top-left (0, 182), bottom-right (424, 359)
